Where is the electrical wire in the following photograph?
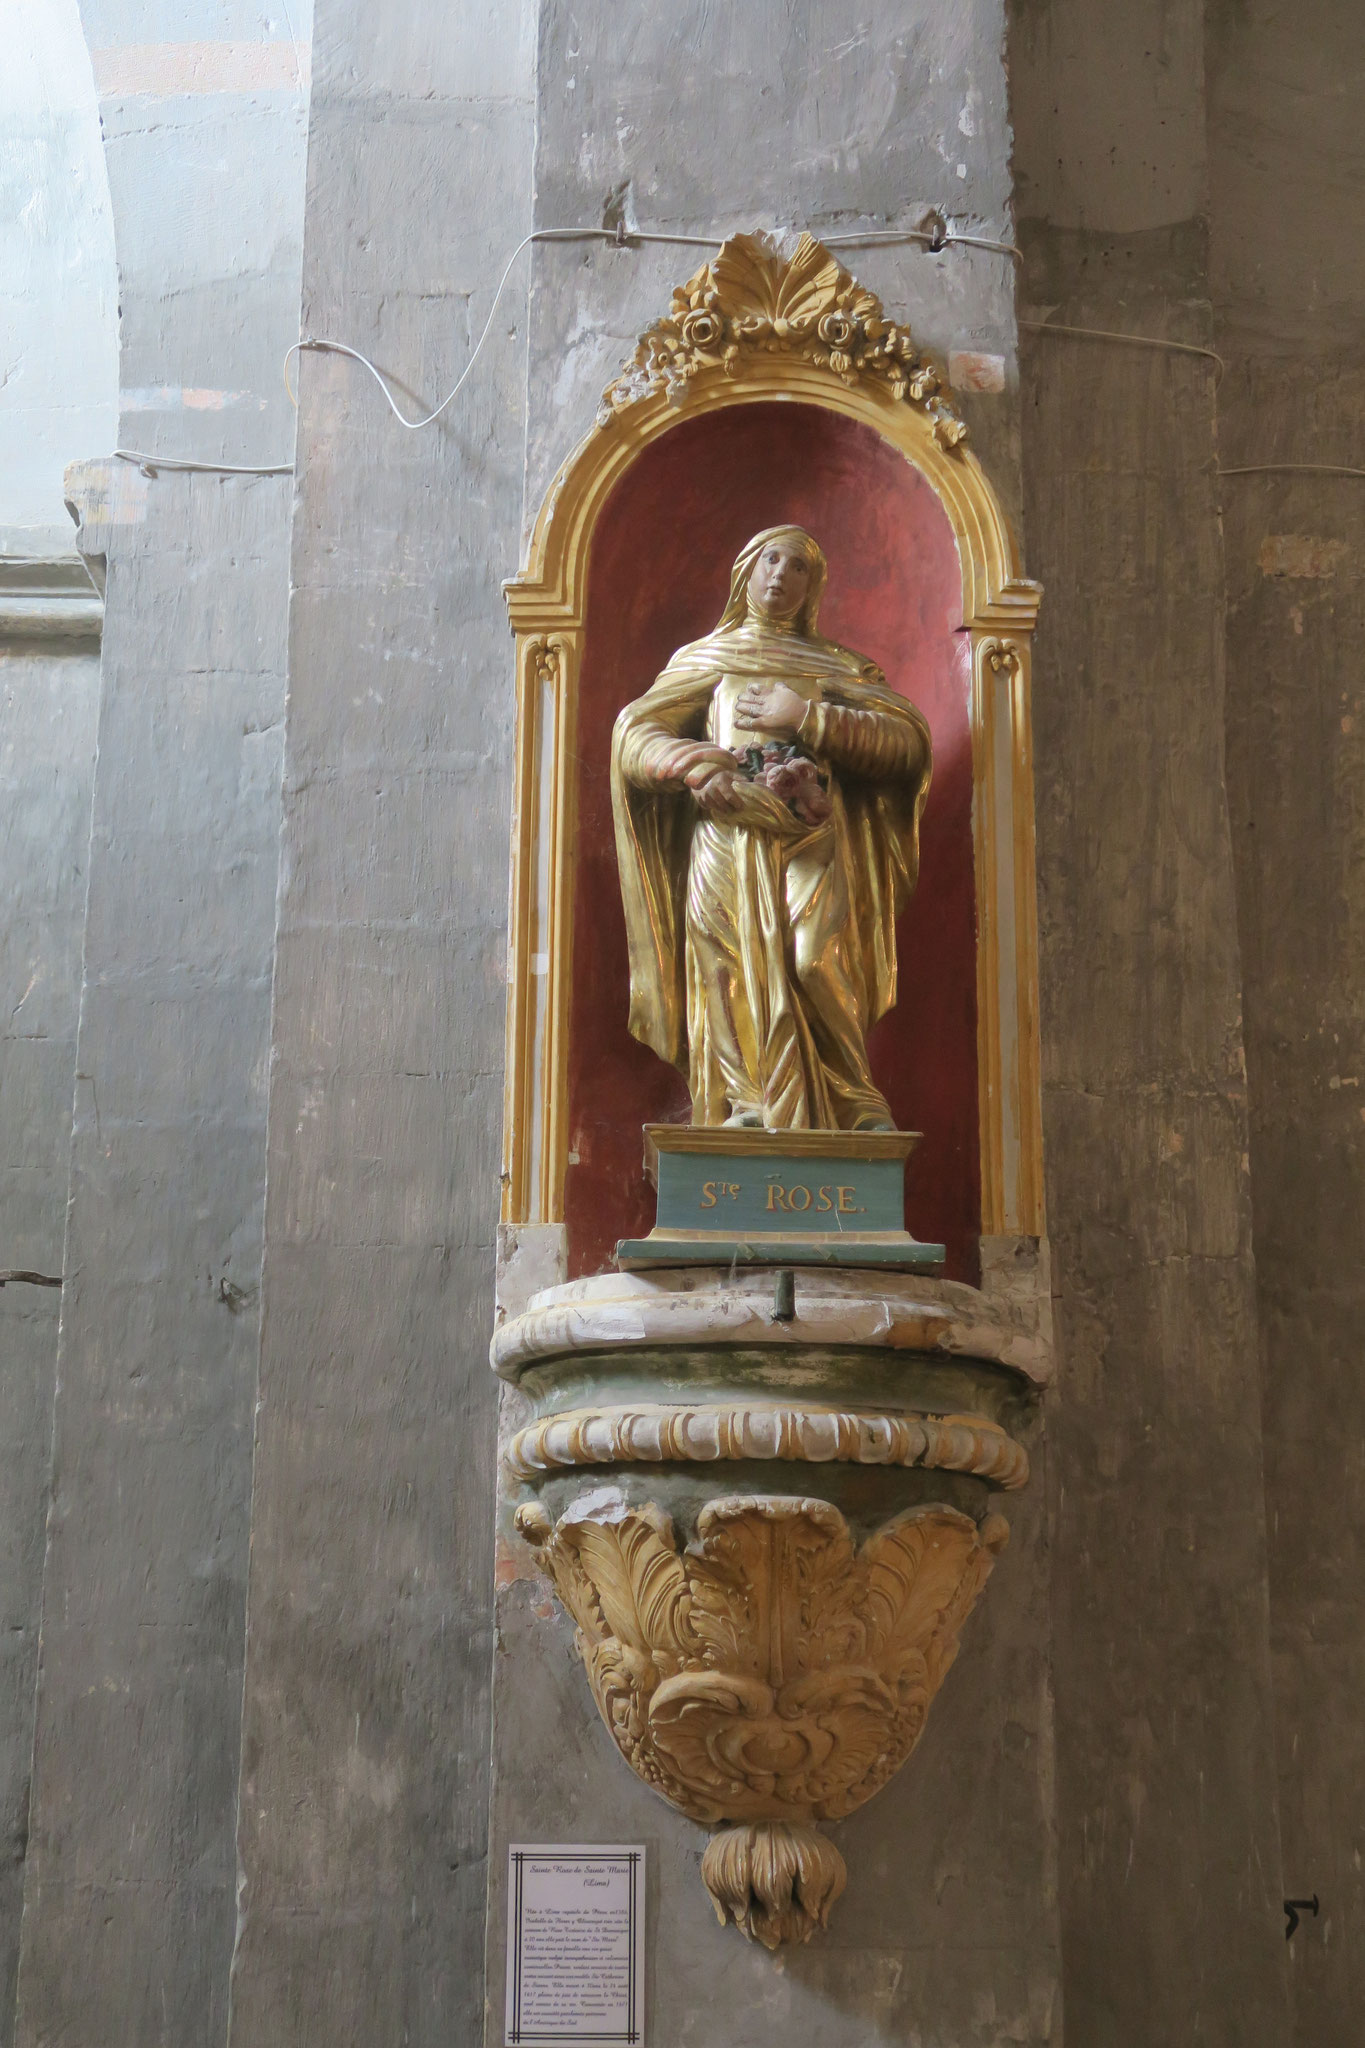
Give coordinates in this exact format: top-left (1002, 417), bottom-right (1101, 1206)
top-left (114, 448), bottom-right (294, 477)
top-left (1218, 463), bottom-right (1365, 481)
top-left (826, 225), bottom-right (1023, 263)
top-left (285, 223), bottom-right (1023, 432)
top-left (1021, 318), bottom-right (1224, 382)
top-left (283, 227), bottom-right (723, 428)
top-left (113, 218), bottom-right (1025, 468)
top-left (110, 224), bottom-right (1365, 485)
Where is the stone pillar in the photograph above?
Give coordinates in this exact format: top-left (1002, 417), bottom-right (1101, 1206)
top-left (0, 590), bottom-right (100, 2043)
top-left (11, 476), bottom-right (291, 2048)
top-left (1011, 1), bottom-right (1290, 2037)
top-left (225, 7), bottom-right (536, 2041)
top-left (11, 6), bottom-right (308, 2040)
top-left (1209, 3), bottom-right (1365, 2035)
top-left (0, 14), bottom-right (112, 2033)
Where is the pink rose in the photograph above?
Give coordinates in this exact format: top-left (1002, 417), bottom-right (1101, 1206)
top-left (761, 755), bottom-right (832, 824)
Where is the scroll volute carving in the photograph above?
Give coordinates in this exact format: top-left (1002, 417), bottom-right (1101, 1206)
top-left (518, 1492), bottom-right (1007, 1948)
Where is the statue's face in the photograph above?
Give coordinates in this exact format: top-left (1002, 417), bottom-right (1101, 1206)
top-left (747, 542), bottom-right (811, 621)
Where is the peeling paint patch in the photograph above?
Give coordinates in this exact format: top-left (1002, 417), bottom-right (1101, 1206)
top-left (495, 1533), bottom-right (544, 1592)
top-left (121, 386), bottom-right (261, 412)
top-left (1257, 533), bottom-right (1347, 579)
top-left (949, 350), bottom-right (1006, 393)
top-left (90, 41), bottom-right (309, 99)
top-left (64, 457), bottom-right (148, 528)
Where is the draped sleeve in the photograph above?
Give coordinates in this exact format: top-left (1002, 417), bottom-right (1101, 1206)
top-left (610, 647), bottom-right (722, 1066)
top-left (799, 666), bottom-right (929, 782)
top-left (799, 660), bottom-right (933, 1025)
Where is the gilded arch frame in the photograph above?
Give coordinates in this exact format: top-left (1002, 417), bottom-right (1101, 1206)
top-left (501, 234), bottom-right (1044, 1243)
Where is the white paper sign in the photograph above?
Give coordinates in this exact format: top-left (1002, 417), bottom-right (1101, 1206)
top-left (505, 1844), bottom-right (646, 2046)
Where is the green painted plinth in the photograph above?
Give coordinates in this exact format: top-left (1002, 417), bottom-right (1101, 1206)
top-left (614, 1124), bottom-right (945, 1272)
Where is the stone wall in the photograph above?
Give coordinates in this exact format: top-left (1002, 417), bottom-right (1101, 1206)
top-left (0, 627), bottom-right (99, 2041)
top-left (225, 9), bottom-right (535, 2042)
top-left (1209, 2), bottom-right (1365, 2034)
top-left (8, 6), bottom-right (309, 2043)
top-left (0, 18), bottom-right (113, 2023)
top-left (1011, 3), bottom-right (1290, 2036)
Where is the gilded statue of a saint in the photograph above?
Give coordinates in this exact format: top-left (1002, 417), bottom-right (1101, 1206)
top-left (611, 525), bottom-right (932, 1131)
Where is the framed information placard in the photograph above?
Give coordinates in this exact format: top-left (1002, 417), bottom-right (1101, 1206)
top-left (505, 1845), bottom-right (646, 2046)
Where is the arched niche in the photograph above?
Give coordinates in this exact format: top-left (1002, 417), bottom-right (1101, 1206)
top-left (503, 235), bottom-right (1043, 1274)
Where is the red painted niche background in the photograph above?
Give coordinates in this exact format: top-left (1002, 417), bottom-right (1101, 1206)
top-left (564, 401), bottom-right (980, 1282)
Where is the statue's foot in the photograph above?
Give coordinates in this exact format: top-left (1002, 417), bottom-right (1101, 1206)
top-left (853, 1114), bottom-right (897, 1132)
top-left (723, 1109), bottom-right (765, 1129)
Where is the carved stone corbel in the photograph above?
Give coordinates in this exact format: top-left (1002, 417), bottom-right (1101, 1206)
top-left (516, 1489), bottom-right (1008, 1948)
top-left (497, 1264), bottom-right (1044, 1947)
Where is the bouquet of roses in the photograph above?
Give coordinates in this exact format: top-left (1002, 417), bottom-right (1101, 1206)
top-left (730, 740), bottom-right (833, 826)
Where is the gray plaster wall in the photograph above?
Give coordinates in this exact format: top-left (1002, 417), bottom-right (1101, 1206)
top-left (0, 46), bottom-right (116, 2001)
top-left (9, 4), bottom-right (309, 2041)
top-left (226, 6), bottom-right (535, 2042)
top-left (523, 0), bottom-right (1022, 532)
top-left (12, 479), bottom-right (291, 2048)
top-left (0, 637), bottom-right (99, 2042)
top-left (85, 4), bottom-right (311, 474)
top-left (482, 6), bottom-right (1061, 2044)
top-left (0, 0), bottom-right (117, 557)
top-left (1208, 3), bottom-right (1365, 2035)
top-left (1010, 0), bottom-right (1291, 2039)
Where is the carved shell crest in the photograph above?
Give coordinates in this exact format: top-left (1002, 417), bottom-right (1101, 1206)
top-left (599, 231), bottom-right (969, 450)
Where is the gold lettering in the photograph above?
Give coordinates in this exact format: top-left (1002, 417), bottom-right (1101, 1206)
top-left (700, 1181), bottom-right (717, 1209)
top-left (816, 1185), bottom-right (833, 1212)
top-left (787, 1183), bottom-right (812, 1212)
top-left (766, 1181), bottom-right (789, 1212)
top-left (836, 1185), bottom-right (866, 1214)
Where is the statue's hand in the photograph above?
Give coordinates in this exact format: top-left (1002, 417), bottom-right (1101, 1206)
top-left (733, 680), bottom-right (809, 736)
top-left (690, 769), bottom-right (748, 817)
top-left (680, 746), bottom-right (740, 788)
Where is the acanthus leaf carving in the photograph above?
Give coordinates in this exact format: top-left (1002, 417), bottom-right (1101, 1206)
top-left (522, 1491), bottom-right (1007, 1944)
top-left (598, 231), bottom-right (969, 451)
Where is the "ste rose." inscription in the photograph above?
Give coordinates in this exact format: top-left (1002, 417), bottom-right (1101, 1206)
top-left (622, 1124), bottom-right (945, 1269)
top-left (699, 1175), bottom-right (868, 1215)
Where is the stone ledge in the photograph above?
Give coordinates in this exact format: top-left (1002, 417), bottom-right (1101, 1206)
top-left (490, 1237), bottom-right (1053, 1386)
top-left (506, 1401), bottom-right (1030, 1488)
top-left (0, 556), bottom-right (103, 642)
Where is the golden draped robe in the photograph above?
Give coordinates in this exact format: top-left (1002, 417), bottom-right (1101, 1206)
top-left (611, 612), bottom-right (932, 1130)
